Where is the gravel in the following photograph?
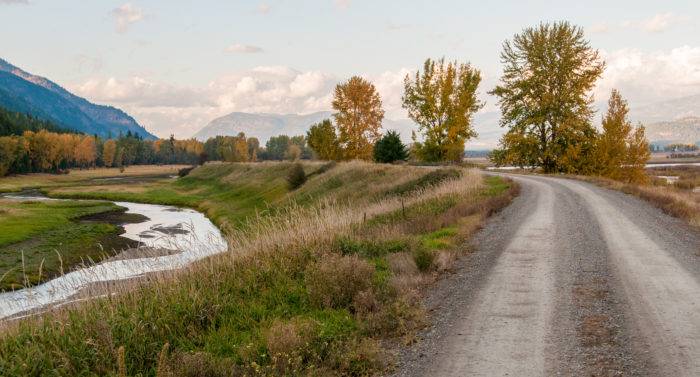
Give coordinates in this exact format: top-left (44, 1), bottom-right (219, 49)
top-left (391, 174), bottom-right (700, 377)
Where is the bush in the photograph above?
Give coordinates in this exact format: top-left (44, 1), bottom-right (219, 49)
top-left (413, 246), bottom-right (434, 272)
top-left (178, 166), bottom-right (195, 177)
top-left (374, 130), bottom-right (408, 163)
top-left (286, 163), bottom-right (307, 190)
top-left (265, 318), bottom-right (318, 374)
top-left (305, 253), bottom-right (375, 309)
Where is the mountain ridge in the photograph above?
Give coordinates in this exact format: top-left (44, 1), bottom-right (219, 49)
top-left (0, 58), bottom-right (155, 139)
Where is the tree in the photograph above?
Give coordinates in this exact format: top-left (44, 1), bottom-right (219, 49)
top-left (491, 21), bottom-right (605, 173)
top-left (374, 130), bottom-right (408, 163)
top-left (74, 136), bottom-right (96, 168)
top-left (332, 76), bottom-right (384, 160)
top-left (307, 119), bottom-right (340, 160)
top-left (102, 139), bottom-right (117, 167)
top-left (247, 137), bottom-right (260, 162)
top-left (403, 58), bottom-right (483, 162)
top-left (595, 90), bottom-right (650, 183)
top-left (266, 135), bottom-right (291, 160)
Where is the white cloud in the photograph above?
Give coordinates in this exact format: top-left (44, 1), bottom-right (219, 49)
top-left (256, 3), bottom-right (271, 14)
top-left (0, 0), bottom-right (29, 4)
top-left (67, 66), bottom-right (438, 139)
top-left (642, 12), bottom-right (675, 32)
top-left (589, 23), bottom-right (610, 34)
top-left (619, 12), bottom-right (686, 33)
top-left (370, 68), bottom-right (412, 119)
top-left (335, 0), bottom-right (351, 10)
top-left (111, 3), bottom-right (145, 33)
top-left (595, 46), bottom-right (700, 106)
top-left (224, 43), bottom-right (264, 53)
top-left (71, 76), bottom-right (207, 108)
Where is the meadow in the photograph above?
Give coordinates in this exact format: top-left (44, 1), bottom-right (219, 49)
top-left (0, 161), bottom-right (516, 376)
top-left (0, 166), bottom-right (188, 291)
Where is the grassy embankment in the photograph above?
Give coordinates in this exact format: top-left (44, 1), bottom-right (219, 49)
top-left (0, 161), bottom-right (516, 376)
top-left (574, 166), bottom-right (699, 228)
top-left (0, 166), bottom-right (186, 291)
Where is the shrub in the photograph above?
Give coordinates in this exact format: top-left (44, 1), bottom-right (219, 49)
top-left (413, 246), bottom-right (434, 272)
top-left (286, 163), bottom-right (307, 190)
top-left (178, 166), bottom-right (195, 177)
top-left (265, 318), bottom-right (318, 374)
top-left (305, 253), bottom-right (375, 309)
top-left (374, 130), bottom-right (408, 163)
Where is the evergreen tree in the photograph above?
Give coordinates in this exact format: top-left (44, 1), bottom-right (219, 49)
top-left (373, 130), bottom-right (408, 163)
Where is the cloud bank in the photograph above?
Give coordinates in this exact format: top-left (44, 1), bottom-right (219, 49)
top-left (111, 3), bottom-right (145, 33)
top-left (69, 45), bottom-right (700, 143)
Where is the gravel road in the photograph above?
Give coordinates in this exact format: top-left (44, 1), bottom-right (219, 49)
top-left (392, 174), bottom-right (700, 377)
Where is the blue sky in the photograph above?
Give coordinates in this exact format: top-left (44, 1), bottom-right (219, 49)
top-left (1, 0), bottom-right (699, 145)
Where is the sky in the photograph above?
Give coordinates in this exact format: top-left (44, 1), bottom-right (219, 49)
top-left (1, 0), bottom-right (700, 147)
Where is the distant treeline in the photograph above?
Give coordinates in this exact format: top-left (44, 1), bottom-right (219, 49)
top-left (0, 105), bottom-right (326, 176)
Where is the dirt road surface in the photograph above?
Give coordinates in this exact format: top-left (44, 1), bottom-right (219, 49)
top-left (393, 174), bottom-right (700, 377)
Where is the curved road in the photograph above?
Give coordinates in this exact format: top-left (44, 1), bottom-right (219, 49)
top-left (394, 174), bottom-right (700, 377)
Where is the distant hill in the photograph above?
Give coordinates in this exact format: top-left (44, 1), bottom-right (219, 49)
top-left (628, 94), bottom-right (700, 124)
top-left (0, 58), bottom-right (155, 139)
top-left (194, 111), bottom-right (333, 142)
top-left (644, 117), bottom-right (700, 145)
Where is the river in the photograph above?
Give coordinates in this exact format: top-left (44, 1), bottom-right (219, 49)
top-left (0, 194), bottom-right (227, 320)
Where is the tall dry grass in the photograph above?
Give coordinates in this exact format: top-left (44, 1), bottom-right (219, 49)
top-left (574, 174), bottom-right (700, 228)
top-left (0, 162), bottom-right (511, 376)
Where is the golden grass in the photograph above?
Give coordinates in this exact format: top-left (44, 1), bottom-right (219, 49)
top-left (574, 175), bottom-right (700, 228)
top-left (0, 165), bottom-right (185, 192)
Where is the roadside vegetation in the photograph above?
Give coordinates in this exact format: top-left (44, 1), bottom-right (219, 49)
top-left (573, 166), bottom-right (700, 228)
top-left (0, 161), bottom-right (517, 376)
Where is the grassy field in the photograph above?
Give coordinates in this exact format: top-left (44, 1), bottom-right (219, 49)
top-left (0, 166), bottom-right (187, 291)
top-left (0, 161), bottom-right (517, 376)
top-left (0, 165), bottom-right (186, 193)
top-left (0, 199), bottom-right (141, 291)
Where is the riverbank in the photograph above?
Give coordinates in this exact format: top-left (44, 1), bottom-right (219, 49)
top-left (0, 196), bottom-right (144, 291)
top-left (0, 161), bottom-right (517, 376)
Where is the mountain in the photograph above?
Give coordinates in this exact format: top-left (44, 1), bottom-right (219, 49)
top-left (644, 117), bottom-right (700, 145)
top-left (628, 94), bottom-right (700, 124)
top-left (194, 111), bottom-right (334, 142)
top-left (195, 110), bottom-right (507, 149)
top-left (0, 58), bottom-right (155, 139)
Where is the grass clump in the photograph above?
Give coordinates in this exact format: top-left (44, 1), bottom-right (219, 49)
top-left (389, 168), bottom-right (461, 196)
top-left (286, 163), bottom-right (307, 190)
top-left (305, 253), bottom-right (375, 309)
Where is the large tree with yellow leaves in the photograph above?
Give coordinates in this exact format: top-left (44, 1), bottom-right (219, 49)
top-left (332, 76), bottom-right (384, 160)
top-left (491, 21), bottom-right (605, 173)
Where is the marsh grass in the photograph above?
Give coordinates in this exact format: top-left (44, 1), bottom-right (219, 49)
top-left (574, 174), bottom-right (700, 228)
top-left (0, 162), bottom-right (517, 376)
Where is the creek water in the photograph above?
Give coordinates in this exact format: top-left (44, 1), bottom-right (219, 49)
top-left (0, 193), bottom-right (227, 320)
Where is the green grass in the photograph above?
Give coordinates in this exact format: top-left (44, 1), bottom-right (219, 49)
top-left (421, 227), bottom-right (458, 250)
top-left (0, 163), bottom-right (518, 376)
top-left (482, 175), bottom-right (511, 197)
top-left (0, 200), bottom-right (130, 290)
